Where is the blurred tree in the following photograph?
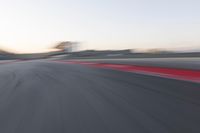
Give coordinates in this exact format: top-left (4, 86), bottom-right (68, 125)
top-left (54, 41), bottom-right (78, 53)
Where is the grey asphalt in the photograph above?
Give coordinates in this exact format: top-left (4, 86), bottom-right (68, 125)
top-left (72, 57), bottom-right (200, 70)
top-left (0, 60), bottom-right (199, 133)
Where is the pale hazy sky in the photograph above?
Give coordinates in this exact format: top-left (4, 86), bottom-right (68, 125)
top-left (0, 0), bottom-right (200, 53)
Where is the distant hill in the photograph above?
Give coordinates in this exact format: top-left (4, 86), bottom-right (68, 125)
top-left (0, 49), bottom-right (16, 60)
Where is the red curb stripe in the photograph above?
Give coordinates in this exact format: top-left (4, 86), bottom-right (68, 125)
top-left (57, 60), bottom-right (200, 83)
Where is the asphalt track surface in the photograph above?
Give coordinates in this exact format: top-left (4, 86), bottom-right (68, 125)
top-left (0, 60), bottom-right (199, 133)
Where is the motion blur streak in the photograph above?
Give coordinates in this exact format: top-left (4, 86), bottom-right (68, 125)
top-left (57, 60), bottom-right (200, 83)
top-left (0, 60), bottom-right (20, 65)
top-left (0, 60), bottom-right (199, 133)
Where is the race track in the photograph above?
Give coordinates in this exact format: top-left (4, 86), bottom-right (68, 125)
top-left (0, 60), bottom-right (199, 133)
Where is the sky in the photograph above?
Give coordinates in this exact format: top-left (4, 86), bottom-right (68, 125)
top-left (0, 0), bottom-right (200, 53)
